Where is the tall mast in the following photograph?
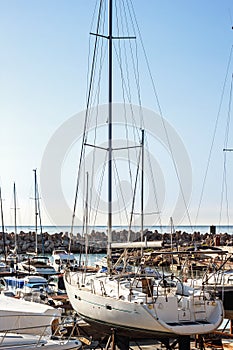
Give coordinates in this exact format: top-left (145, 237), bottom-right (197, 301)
top-left (13, 182), bottom-right (17, 254)
top-left (85, 172), bottom-right (89, 266)
top-left (37, 182), bottom-right (44, 255)
top-left (107, 0), bottom-right (113, 271)
top-left (0, 187), bottom-right (6, 262)
top-left (170, 217), bottom-right (174, 271)
top-left (140, 130), bottom-right (144, 256)
top-left (33, 169), bottom-right (38, 255)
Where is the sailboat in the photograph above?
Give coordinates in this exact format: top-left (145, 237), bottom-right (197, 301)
top-left (0, 292), bottom-right (60, 335)
top-left (0, 186), bottom-right (13, 276)
top-left (64, 0), bottom-right (224, 344)
top-left (0, 294), bottom-right (81, 349)
top-left (5, 183), bottom-right (22, 271)
top-left (18, 170), bottom-right (56, 277)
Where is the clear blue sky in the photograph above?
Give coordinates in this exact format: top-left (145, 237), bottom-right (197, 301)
top-left (1, 0), bottom-right (233, 228)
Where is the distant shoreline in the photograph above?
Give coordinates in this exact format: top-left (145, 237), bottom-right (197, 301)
top-left (3, 224), bottom-right (233, 235)
top-left (0, 226), bottom-right (233, 254)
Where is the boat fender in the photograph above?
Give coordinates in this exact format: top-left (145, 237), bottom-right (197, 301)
top-left (51, 318), bottom-right (60, 335)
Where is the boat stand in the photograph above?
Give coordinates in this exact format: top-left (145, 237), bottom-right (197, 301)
top-left (177, 336), bottom-right (190, 350)
top-left (104, 329), bottom-right (191, 350)
top-left (104, 329), bottom-right (129, 350)
top-left (68, 317), bottom-right (191, 350)
top-left (156, 336), bottom-right (190, 350)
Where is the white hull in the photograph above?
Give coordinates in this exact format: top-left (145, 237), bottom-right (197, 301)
top-left (64, 271), bottom-right (224, 338)
top-left (52, 250), bottom-right (78, 273)
top-left (18, 256), bottom-right (57, 276)
top-left (18, 263), bottom-right (56, 276)
top-left (0, 294), bottom-right (61, 335)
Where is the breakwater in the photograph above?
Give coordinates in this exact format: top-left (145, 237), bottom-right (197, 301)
top-left (0, 227), bottom-right (232, 255)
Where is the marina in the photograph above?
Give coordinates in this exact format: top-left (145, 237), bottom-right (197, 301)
top-left (1, 238), bottom-right (233, 349)
top-left (1, 0), bottom-right (233, 349)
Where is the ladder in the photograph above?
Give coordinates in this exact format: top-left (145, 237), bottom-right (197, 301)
top-left (193, 295), bottom-right (207, 321)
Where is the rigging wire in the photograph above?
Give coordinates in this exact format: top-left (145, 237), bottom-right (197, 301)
top-left (112, 0), bottom-right (164, 230)
top-left (123, 0), bottom-right (145, 156)
top-left (195, 45), bottom-right (233, 225)
top-left (113, 0), bottom-right (146, 232)
top-left (90, 152), bottom-right (108, 228)
top-left (144, 133), bottom-right (163, 230)
top-left (86, 0), bottom-right (99, 104)
top-left (35, 177), bottom-right (44, 255)
top-left (128, 145), bottom-right (142, 235)
top-left (114, 1), bottom-right (134, 188)
top-left (128, 0), bottom-right (193, 228)
top-left (122, 0), bottom-right (163, 229)
top-left (86, 2), bottom-right (107, 130)
top-left (123, 0), bottom-right (142, 109)
top-left (219, 74), bottom-right (233, 229)
top-left (80, 147), bottom-right (87, 263)
top-left (111, 41), bottom-right (143, 187)
top-left (88, 6), bottom-right (107, 225)
top-left (112, 45), bottom-right (140, 138)
top-left (119, 0), bottom-right (146, 194)
top-left (112, 157), bottom-right (125, 226)
top-left (89, 1), bottom-right (107, 113)
top-left (69, 0), bottom-right (104, 253)
top-left (73, 0), bottom-right (194, 240)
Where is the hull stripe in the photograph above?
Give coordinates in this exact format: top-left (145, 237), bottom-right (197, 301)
top-left (74, 295), bottom-right (139, 314)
